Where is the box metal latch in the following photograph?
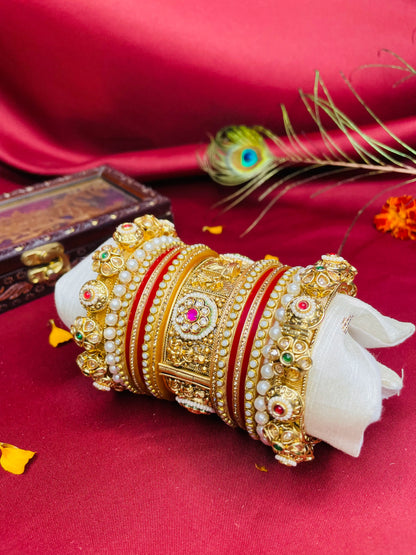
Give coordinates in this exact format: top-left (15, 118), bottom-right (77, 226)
top-left (21, 242), bottom-right (71, 284)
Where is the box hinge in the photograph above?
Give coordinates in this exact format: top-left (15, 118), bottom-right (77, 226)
top-left (21, 242), bottom-right (71, 284)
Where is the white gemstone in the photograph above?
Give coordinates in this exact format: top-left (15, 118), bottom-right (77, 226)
top-left (105, 313), bottom-right (118, 326)
top-left (257, 380), bottom-right (271, 395)
top-left (261, 363), bottom-right (274, 379)
top-left (269, 323), bottom-right (281, 341)
top-left (104, 327), bottom-right (116, 340)
top-left (245, 392), bottom-right (253, 400)
top-left (109, 298), bottom-right (122, 311)
top-left (104, 341), bottom-right (116, 353)
top-left (249, 360), bottom-right (257, 369)
top-left (126, 258), bottom-right (139, 271)
top-left (246, 381), bottom-right (253, 389)
top-left (248, 370), bottom-right (255, 378)
top-left (254, 396), bottom-right (266, 411)
top-left (119, 270), bottom-right (132, 284)
top-left (255, 411), bottom-right (269, 425)
top-left (134, 248), bottom-right (145, 260)
top-left (113, 284), bottom-right (126, 297)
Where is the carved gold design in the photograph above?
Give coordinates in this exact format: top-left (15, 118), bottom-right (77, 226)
top-left (165, 377), bottom-right (214, 415)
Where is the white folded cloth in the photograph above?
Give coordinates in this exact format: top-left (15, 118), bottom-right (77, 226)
top-left (305, 294), bottom-right (414, 456)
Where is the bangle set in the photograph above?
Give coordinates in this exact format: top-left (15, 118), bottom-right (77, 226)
top-left (72, 216), bottom-right (357, 466)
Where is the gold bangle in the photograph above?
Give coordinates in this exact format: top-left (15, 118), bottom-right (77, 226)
top-left (160, 253), bottom-right (252, 414)
top-left (254, 254), bottom-right (357, 466)
top-left (71, 217), bottom-right (357, 466)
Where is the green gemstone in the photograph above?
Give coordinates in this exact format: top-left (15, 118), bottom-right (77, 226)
top-left (100, 251), bottom-right (109, 260)
top-left (273, 444), bottom-right (283, 451)
top-left (316, 265), bottom-right (325, 270)
top-left (75, 332), bottom-right (83, 341)
top-left (282, 352), bottom-right (293, 364)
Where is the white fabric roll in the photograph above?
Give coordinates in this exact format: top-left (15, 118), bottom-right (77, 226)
top-left (55, 245), bottom-right (415, 458)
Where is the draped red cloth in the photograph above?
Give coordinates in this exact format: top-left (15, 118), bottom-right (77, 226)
top-left (1, 2), bottom-right (416, 553)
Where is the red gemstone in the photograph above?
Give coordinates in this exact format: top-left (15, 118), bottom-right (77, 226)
top-left (83, 290), bottom-right (92, 300)
top-left (274, 404), bottom-right (285, 415)
top-left (187, 308), bottom-right (198, 322)
top-left (122, 223), bottom-right (133, 229)
top-left (298, 300), bottom-right (309, 311)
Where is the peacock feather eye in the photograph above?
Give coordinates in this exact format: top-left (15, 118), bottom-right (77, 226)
top-left (241, 148), bottom-right (259, 167)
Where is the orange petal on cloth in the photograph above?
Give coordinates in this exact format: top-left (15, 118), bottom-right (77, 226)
top-left (0, 443), bottom-right (36, 475)
top-left (202, 225), bottom-right (223, 235)
top-left (255, 464), bottom-right (268, 472)
top-left (49, 319), bottom-right (73, 347)
top-left (374, 195), bottom-right (416, 240)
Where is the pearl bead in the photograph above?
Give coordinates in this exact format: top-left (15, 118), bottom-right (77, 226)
top-left (104, 327), bottom-right (116, 340)
top-left (281, 294), bottom-right (293, 306)
top-left (268, 323), bottom-right (281, 341)
top-left (262, 345), bottom-right (271, 357)
top-left (105, 313), bottom-right (118, 326)
top-left (134, 248), bottom-right (145, 260)
top-left (109, 298), bottom-right (121, 311)
top-left (261, 363), bottom-right (274, 379)
top-left (153, 237), bottom-right (161, 247)
top-left (275, 307), bottom-right (286, 321)
top-left (256, 380), bottom-right (271, 395)
top-left (119, 270), bottom-right (132, 284)
top-left (109, 365), bottom-right (117, 374)
top-left (255, 411), bottom-right (269, 425)
top-left (126, 258), bottom-right (139, 271)
top-left (105, 354), bottom-right (115, 365)
top-left (113, 284), bottom-right (126, 297)
top-left (104, 341), bottom-right (116, 353)
top-left (113, 374), bottom-right (121, 383)
top-left (254, 396), bottom-right (266, 411)
top-left (287, 282), bottom-right (300, 295)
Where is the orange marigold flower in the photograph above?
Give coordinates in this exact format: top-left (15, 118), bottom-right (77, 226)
top-left (374, 195), bottom-right (416, 240)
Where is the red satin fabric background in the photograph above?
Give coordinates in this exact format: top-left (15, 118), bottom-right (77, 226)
top-left (1, 2), bottom-right (416, 554)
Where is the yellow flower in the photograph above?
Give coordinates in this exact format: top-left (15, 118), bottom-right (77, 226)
top-left (0, 443), bottom-right (36, 474)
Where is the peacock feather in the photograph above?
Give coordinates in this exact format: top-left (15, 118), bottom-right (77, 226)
top-left (200, 52), bottom-right (416, 244)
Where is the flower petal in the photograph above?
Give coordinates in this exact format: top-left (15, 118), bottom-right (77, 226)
top-left (0, 443), bottom-right (36, 475)
top-left (49, 319), bottom-right (73, 347)
top-left (202, 225), bottom-right (223, 235)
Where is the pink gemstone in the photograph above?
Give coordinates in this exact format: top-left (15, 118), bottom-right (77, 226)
top-left (274, 404), bottom-right (285, 415)
top-left (187, 308), bottom-right (198, 322)
top-left (298, 300), bottom-right (309, 311)
top-left (83, 290), bottom-right (92, 300)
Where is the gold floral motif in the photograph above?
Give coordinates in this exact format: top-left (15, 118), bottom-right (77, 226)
top-left (92, 245), bottom-right (125, 276)
top-left (165, 377), bottom-right (213, 414)
top-left (166, 332), bottom-right (212, 376)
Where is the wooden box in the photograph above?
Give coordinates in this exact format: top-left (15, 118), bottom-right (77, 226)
top-left (0, 166), bottom-right (172, 313)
